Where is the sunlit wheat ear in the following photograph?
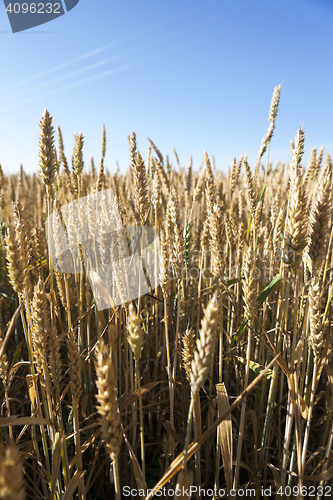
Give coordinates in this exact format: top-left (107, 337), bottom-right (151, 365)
top-left (255, 84), bottom-right (281, 175)
top-left (283, 127), bottom-right (308, 267)
top-left (0, 442), bottom-right (26, 500)
top-left (243, 246), bottom-right (257, 327)
top-left (208, 203), bottom-right (225, 280)
top-left (31, 278), bottom-right (50, 385)
top-left (127, 303), bottom-right (145, 361)
top-left (66, 328), bottom-right (82, 405)
top-left (146, 147), bottom-right (154, 178)
top-left (165, 155), bottom-right (171, 179)
top-left (159, 226), bottom-right (169, 297)
top-left (153, 157), bottom-right (170, 194)
top-left (13, 200), bottom-right (32, 249)
top-left (193, 162), bottom-right (207, 203)
top-left (200, 217), bottom-right (210, 252)
top-left (268, 84), bottom-right (282, 122)
top-left (292, 127), bottom-right (305, 169)
top-left (132, 151), bottom-right (149, 225)
top-left (243, 156), bottom-right (256, 221)
top-left (55, 271), bottom-right (67, 311)
top-left (172, 147), bottom-right (179, 166)
top-left (5, 201), bottom-right (31, 300)
top-left (95, 338), bottom-right (122, 459)
top-left (308, 277), bottom-right (323, 361)
top-left (313, 145), bottom-right (324, 180)
top-left (5, 225), bottom-right (29, 301)
top-left (38, 109), bottom-right (56, 188)
top-left (148, 137), bottom-right (163, 165)
top-left (185, 156), bottom-right (193, 198)
top-left (224, 210), bottom-right (234, 249)
top-left (96, 159), bottom-right (105, 192)
top-left (168, 189), bottom-right (184, 282)
top-left (72, 132), bottom-right (84, 179)
top-left (182, 329), bottom-right (195, 383)
top-left (53, 198), bottom-right (69, 270)
top-left (230, 157), bottom-right (242, 195)
top-left (204, 151), bottom-right (216, 210)
top-left (66, 200), bottom-right (82, 272)
top-left (270, 192), bottom-right (281, 225)
top-left (90, 156), bottom-right (96, 180)
top-left (205, 172), bottom-right (216, 214)
top-left (52, 143), bottom-right (59, 178)
top-left (236, 203), bottom-right (246, 240)
top-left (152, 168), bottom-right (161, 212)
top-left (62, 152), bottom-right (74, 199)
top-left (304, 163), bottom-right (331, 275)
top-left (101, 124), bottom-right (106, 160)
top-left (33, 226), bottom-right (47, 266)
top-left (190, 292), bottom-right (219, 394)
top-left (129, 131), bottom-right (137, 168)
top-left (304, 147), bottom-right (317, 187)
top-left (204, 150), bottom-right (214, 179)
top-left (57, 126), bottom-right (64, 168)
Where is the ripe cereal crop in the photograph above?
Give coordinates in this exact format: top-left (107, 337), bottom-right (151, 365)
top-left (0, 86), bottom-right (332, 499)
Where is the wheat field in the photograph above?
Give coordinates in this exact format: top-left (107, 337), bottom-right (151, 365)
top-left (0, 86), bottom-right (333, 500)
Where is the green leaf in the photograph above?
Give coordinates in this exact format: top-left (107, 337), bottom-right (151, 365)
top-left (256, 184), bottom-right (266, 204)
top-left (231, 356), bottom-right (274, 379)
top-left (223, 277), bottom-right (244, 287)
top-left (229, 318), bottom-right (248, 349)
top-left (249, 360), bottom-right (273, 379)
top-left (257, 274), bottom-right (281, 306)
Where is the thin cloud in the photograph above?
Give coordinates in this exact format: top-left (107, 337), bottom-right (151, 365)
top-left (0, 0), bottom-right (221, 94)
top-left (0, 52), bottom-right (177, 111)
top-left (1, 0), bottom-right (262, 104)
top-left (0, 0), bottom-right (302, 112)
top-left (0, 33), bottom-right (184, 103)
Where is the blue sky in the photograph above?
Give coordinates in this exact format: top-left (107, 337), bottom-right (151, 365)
top-left (0, 0), bottom-right (332, 176)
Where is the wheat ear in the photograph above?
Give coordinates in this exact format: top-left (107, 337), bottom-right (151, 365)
top-left (283, 127), bottom-right (307, 268)
top-left (38, 110), bottom-right (56, 188)
top-left (127, 303), bottom-right (146, 492)
top-left (182, 329), bottom-right (195, 383)
top-left (183, 293), bottom-right (219, 469)
top-left (132, 151), bottom-right (149, 225)
top-left (304, 164), bottom-right (331, 275)
top-left (95, 338), bottom-right (122, 499)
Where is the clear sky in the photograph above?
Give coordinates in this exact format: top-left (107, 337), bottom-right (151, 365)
top-left (0, 0), bottom-right (332, 176)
